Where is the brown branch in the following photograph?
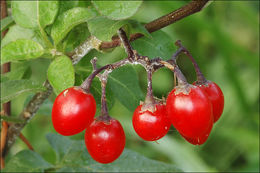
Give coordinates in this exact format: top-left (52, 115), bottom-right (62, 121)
top-left (1, 1), bottom-right (9, 75)
top-left (19, 133), bottom-right (34, 151)
top-left (117, 28), bottom-right (134, 59)
top-left (4, 81), bottom-right (53, 156)
top-left (100, 0), bottom-right (209, 49)
top-left (0, 121), bottom-right (8, 169)
top-left (1, 0), bottom-right (10, 170)
top-left (4, 0), bottom-right (210, 158)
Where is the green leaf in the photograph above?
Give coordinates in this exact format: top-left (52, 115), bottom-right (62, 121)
top-left (2, 150), bottom-right (53, 172)
top-left (132, 30), bottom-right (175, 60)
top-left (88, 17), bottom-right (150, 42)
top-left (51, 7), bottom-right (97, 45)
top-left (0, 116), bottom-right (25, 124)
top-left (108, 65), bottom-right (144, 111)
top-left (88, 16), bottom-right (151, 41)
top-left (1, 79), bottom-right (46, 103)
top-left (1, 16), bottom-right (14, 32)
top-left (62, 23), bottom-right (90, 52)
top-left (92, 1), bottom-right (142, 20)
top-left (11, 1), bottom-right (38, 28)
top-left (47, 55), bottom-right (75, 94)
top-left (46, 133), bottom-right (74, 162)
top-left (58, 1), bottom-right (91, 15)
top-left (90, 149), bottom-right (181, 172)
top-left (1, 62), bottom-right (30, 82)
top-left (148, 136), bottom-right (214, 172)
top-left (1, 25), bottom-right (35, 47)
top-left (22, 66), bottom-right (33, 80)
top-left (11, 1), bottom-right (58, 48)
top-left (1, 39), bottom-right (44, 64)
top-left (127, 20), bottom-right (151, 39)
top-left (88, 17), bottom-right (128, 41)
top-left (36, 99), bottom-right (53, 116)
top-left (38, 1), bottom-right (59, 28)
top-left (46, 133), bottom-right (181, 172)
top-left (11, 1), bottom-right (59, 29)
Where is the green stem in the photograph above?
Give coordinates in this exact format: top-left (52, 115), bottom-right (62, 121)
top-left (39, 27), bottom-right (53, 48)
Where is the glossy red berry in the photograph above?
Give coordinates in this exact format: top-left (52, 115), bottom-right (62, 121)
top-left (194, 81), bottom-right (224, 123)
top-left (166, 85), bottom-right (213, 138)
top-left (52, 87), bottom-right (96, 136)
top-left (180, 121), bottom-right (213, 145)
top-left (132, 103), bottom-right (171, 141)
top-left (85, 117), bottom-right (125, 164)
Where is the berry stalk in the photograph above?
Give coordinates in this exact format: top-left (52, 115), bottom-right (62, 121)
top-left (175, 40), bottom-right (207, 84)
top-left (145, 68), bottom-right (155, 104)
top-left (81, 64), bottom-right (111, 93)
top-left (159, 60), bottom-right (188, 86)
top-left (100, 72), bottom-right (110, 119)
top-left (81, 57), bottom-right (129, 93)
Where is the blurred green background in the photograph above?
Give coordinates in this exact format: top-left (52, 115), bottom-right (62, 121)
top-left (6, 1), bottom-right (259, 172)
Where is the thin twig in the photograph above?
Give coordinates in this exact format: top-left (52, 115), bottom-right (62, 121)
top-left (81, 64), bottom-right (114, 92)
top-left (175, 40), bottom-right (207, 83)
top-left (19, 133), bottom-right (34, 151)
top-left (117, 28), bottom-right (134, 59)
top-left (100, 72), bottom-right (109, 117)
top-left (159, 60), bottom-right (187, 85)
top-left (172, 46), bottom-right (184, 60)
top-left (100, 0), bottom-right (210, 49)
top-left (0, 121), bottom-right (8, 168)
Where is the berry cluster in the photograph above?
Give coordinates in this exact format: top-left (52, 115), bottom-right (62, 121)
top-left (52, 85), bottom-right (125, 164)
top-left (165, 41), bottom-right (224, 145)
top-left (51, 29), bottom-right (224, 164)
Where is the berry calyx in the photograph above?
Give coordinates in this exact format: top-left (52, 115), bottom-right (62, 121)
top-left (85, 116), bottom-right (125, 164)
top-left (52, 87), bottom-right (96, 136)
top-left (194, 81), bottom-right (224, 123)
top-left (132, 103), bottom-right (171, 141)
top-left (180, 121), bottom-right (213, 145)
top-left (166, 84), bottom-right (213, 138)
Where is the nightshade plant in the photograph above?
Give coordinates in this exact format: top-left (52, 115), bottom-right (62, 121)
top-left (0, 0), bottom-right (226, 171)
top-left (51, 28), bottom-right (224, 163)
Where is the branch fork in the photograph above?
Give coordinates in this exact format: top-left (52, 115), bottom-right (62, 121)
top-left (81, 28), bottom-right (194, 118)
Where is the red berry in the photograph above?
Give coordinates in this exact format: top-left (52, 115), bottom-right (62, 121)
top-left (180, 121), bottom-right (213, 145)
top-left (52, 87), bottom-right (96, 136)
top-left (132, 103), bottom-right (171, 141)
top-left (194, 81), bottom-right (224, 123)
top-left (85, 117), bottom-right (125, 164)
top-left (166, 85), bottom-right (213, 138)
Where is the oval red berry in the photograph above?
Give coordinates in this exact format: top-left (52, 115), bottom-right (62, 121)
top-left (85, 118), bottom-right (125, 164)
top-left (166, 85), bottom-right (213, 138)
top-left (133, 103), bottom-right (171, 141)
top-left (195, 81), bottom-right (224, 123)
top-left (180, 121), bottom-right (213, 145)
top-left (52, 87), bottom-right (96, 136)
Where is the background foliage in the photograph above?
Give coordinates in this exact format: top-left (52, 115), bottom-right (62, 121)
top-left (1, 1), bottom-right (259, 172)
